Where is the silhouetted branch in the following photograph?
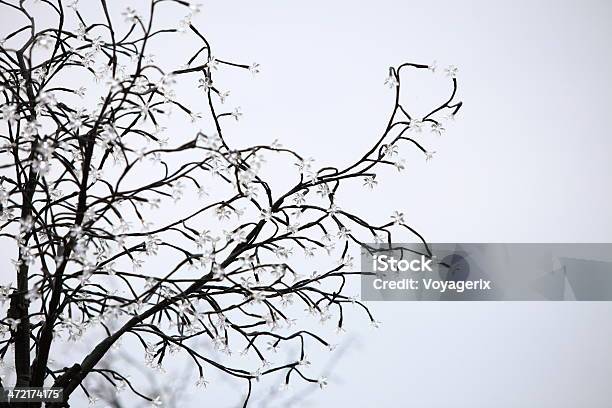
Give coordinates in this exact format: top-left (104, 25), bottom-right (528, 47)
top-left (0, 1), bottom-right (462, 406)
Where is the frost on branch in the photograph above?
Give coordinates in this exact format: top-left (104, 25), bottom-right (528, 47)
top-left (0, 0), bottom-right (462, 406)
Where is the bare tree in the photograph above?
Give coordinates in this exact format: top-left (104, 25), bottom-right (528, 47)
top-left (0, 0), bottom-right (462, 406)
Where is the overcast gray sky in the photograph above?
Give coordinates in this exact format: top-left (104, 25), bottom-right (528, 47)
top-left (185, 1), bottom-right (612, 406)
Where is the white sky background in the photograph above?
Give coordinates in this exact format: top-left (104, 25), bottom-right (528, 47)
top-left (2, 0), bottom-right (612, 407)
top-left (196, 2), bottom-right (612, 406)
top-left (201, 0), bottom-right (612, 242)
